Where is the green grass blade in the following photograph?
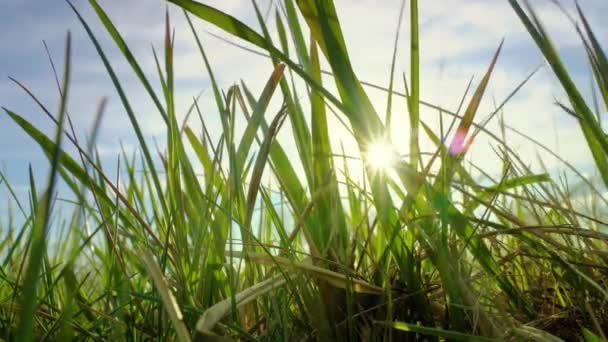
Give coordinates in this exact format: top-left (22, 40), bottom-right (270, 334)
top-left (15, 32), bottom-right (71, 342)
top-left (67, 1), bottom-right (170, 217)
top-left (88, 0), bottom-right (168, 124)
top-left (244, 106), bottom-right (288, 248)
top-left (509, 0), bottom-right (608, 186)
top-left (236, 64), bottom-right (285, 174)
top-left (408, 0), bottom-right (420, 170)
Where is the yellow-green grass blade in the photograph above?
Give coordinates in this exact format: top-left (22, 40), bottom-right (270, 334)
top-left (576, 3), bottom-right (608, 111)
top-left (384, 0), bottom-right (406, 130)
top-left (296, 0), bottom-right (383, 138)
top-left (275, 10), bottom-right (290, 58)
top-left (284, 0), bottom-right (311, 72)
top-left (409, 0), bottom-right (420, 170)
top-left (295, 1), bottom-right (400, 262)
top-left (577, 33), bottom-right (608, 114)
top-left (582, 328), bottom-right (605, 342)
top-left (511, 326), bottom-right (566, 342)
top-left (258, 188), bottom-right (291, 250)
top-left (184, 126), bottom-right (215, 183)
top-left (170, 0), bottom-right (347, 121)
top-left (162, 10), bottom-right (190, 274)
top-left (310, 38), bottom-right (348, 261)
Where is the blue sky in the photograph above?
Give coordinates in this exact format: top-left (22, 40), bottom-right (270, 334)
top-left (1, 0), bottom-right (607, 221)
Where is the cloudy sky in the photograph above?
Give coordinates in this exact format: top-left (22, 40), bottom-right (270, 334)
top-left (1, 0), bottom-right (607, 218)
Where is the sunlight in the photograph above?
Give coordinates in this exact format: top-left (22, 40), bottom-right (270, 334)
top-left (365, 139), bottom-right (396, 171)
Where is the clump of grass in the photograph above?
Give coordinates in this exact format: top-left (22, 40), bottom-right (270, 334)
top-left (1, 0), bottom-right (607, 341)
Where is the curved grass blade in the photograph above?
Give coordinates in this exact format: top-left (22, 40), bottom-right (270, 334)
top-left (509, 0), bottom-right (608, 187)
top-left (244, 106), bottom-right (289, 249)
top-left (170, 0), bottom-right (347, 120)
top-left (88, 0), bottom-right (168, 124)
top-left (232, 252), bottom-right (384, 295)
top-left (4, 109), bottom-right (162, 247)
top-left (67, 1), bottom-right (170, 217)
top-left (236, 63), bottom-right (285, 174)
top-left (196, 274), bottom-right (286, 335)
top-left (375, 321), bottom-right (495, 342)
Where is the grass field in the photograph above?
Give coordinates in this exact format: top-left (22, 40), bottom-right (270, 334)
top-left (1, 0), bottom-right (608, 340)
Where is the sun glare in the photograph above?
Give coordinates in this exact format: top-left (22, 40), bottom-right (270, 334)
top-left (365, 139), bottom-right (396, 171)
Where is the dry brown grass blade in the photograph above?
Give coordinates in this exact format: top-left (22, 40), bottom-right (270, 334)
top-left (231, 252), bottom-right (384, 295)
top-left (141, 250), bottom-right (192, 342)
top-left (195, 274), bottom-right (286, 335)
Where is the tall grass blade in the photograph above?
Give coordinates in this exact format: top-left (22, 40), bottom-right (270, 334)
top-left (14, 32), bottom-right (71, 342)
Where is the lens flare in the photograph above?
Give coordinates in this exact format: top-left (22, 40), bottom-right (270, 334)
top-left (365, 139), bottom-right (395, 171)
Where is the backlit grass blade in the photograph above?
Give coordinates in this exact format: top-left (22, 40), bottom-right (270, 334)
top-left (237, 81), bottom-right (317, 249)
top-left (296, 0), bottom-right (384, 138)
top-left (582, 328), bottom-right (605, 342)
top-left (384, 0), bottom-right (406, 131)
top-left (275, 10), bottom-right (290, 58)
top-left (447, 40), bottom-right (503, 159)
top-left (575, 4), bottom-right (608, 110)
top-left (170, 0), bottom-right (348, 119)
top-left (284, 0), bottom-right (311, 72)
top-left (408, 0), bottom-right (420, 170)
top-left (296, 1), bottom-right (399, 258)
top-left (309, 38), bottom-right (348, 261)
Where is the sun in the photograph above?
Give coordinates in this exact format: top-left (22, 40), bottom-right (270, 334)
top-left (365, 139), bottom-right (396, 171)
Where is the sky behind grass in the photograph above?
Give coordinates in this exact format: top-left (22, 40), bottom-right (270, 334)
top-left (1, 0), bottom-right (607, 220)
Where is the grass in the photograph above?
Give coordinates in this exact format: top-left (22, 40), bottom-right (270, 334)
top-left (1, 0), bottom-right (607, 340)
